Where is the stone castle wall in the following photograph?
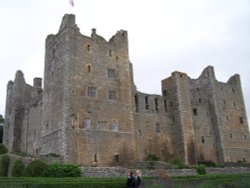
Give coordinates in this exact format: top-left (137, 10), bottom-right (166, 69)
top-left (3, 14), bottom-right (250, 166)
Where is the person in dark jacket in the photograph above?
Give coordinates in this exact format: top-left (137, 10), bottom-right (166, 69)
top-left (136, 170), bottom-right (142, 188)
top-left (127, 171), bottom-right (135, 188)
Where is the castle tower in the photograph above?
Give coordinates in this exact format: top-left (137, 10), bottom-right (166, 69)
top-left (162, 72), bottom-right (196, 164)
top-left (41, 14), bottom-right (136, 166)
top-left (3, 71), bottom-right (33, 152)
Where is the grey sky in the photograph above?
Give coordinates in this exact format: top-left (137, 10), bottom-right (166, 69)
top-left (0, 0), bottom-right (249, 121)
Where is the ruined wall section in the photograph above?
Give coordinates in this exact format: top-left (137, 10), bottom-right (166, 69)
top-left (3, 71), bottom-right (33, 153)
top-left (162, 72), bottom-right (196, 164)
top-left (189, 67), bottom-right (219, 163)
top-left (214, 74), bottom-right (250, 162)
top-left (133, 92), bottom-right (173, 162)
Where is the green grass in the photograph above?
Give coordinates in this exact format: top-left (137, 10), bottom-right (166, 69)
top-left (0, 173), bottom-right (250, 188)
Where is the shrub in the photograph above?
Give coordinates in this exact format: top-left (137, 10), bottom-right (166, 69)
top-left (196, 164), bottom-right (206, 175)
top-left (145, 154), bottom-right (159, 161)
top-left (43, 163), bottom-right (81, 177)
top-left (0, 144), bottom-right (8, 155)
top-left (23, 160), bottom-right (49, 177)
top-left (0, 154), bottom-right (9, 176)
top-left (11, 159), bottom-right (24, 177)
top-left (168, 156), bottom-right (188, 168)
top-left (198, 160), bottom-right (216, 167)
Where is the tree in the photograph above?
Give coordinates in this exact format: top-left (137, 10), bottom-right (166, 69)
top-left (0, 115), bottom-right (4, 143)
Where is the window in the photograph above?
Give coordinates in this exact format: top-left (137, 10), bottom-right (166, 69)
top-left (87, 65), bottom-right (91, 73)
top-left (155, 98), bottom-right (159, 112)
top-left (84, 119), bottom-right (91, 129)
top-left (145, 96), bottom-right (149, 110)
top-left (115, 154), bottom-right (119, 162)
top-left (109, 50), bottom-right (112, 57)
top-left (230, 133), bottom-right (232, 139)
top-left (226, 115), bottom-right (229, 121)
top-left (202, 136), bottom-right (205, 143)
top-left (161, 149), bottom-right (165, 156)
top-left (87, 87), bottom-right (96, 97)
top-left (240, 117), bottom-right (244, 124)
top-left (244, 135), bottom-right (247, 140)
top-left (193, 108), bottom-right (198, 116)
top-left (156, 122), bottom-right (160, 132)
top-left (112, 121), bottom-right (119, 132)
top-left (199, 98), bottom-right (201, 103)
top-left (116, 56), bottom-right (119, 61)
top-left (108, 90), bottom-right (117, 100)
top-left (197, 87), bottom-right (200, 91)
top-left (163, 90), bottom-right (167, 96)
top-left (107, 68), bottom-right (115, 79)
top-left (170, 101), bottom-right (173, 107)
top-left (164, 99), bottom-right (168, 112)
top-left (94, 154), bottom-right (97, 162)
top-left (87, 44), bottom-right (91, 52)
top-left (135, 94), bottom-right (139, 112)
top-left (138, 129), bottom-right (142, 136)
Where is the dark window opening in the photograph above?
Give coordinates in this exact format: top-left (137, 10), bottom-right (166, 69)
top-left (172, 116), bottom-right (175, 123)
top-left (109, 50), bottom-right (112, 57)
top-left (87, 65), bottom-right (91, 73)
top-left (135, 95), bottom-right (139, 112)
top-left (243, 157), bottom-right (246, 162)
top-left (163, 90), bottom-right (167, 96)
top-left (232, 88), bottom-right (235, 93)
top-left (193, 108), bottom-right (198, 116)
top-left (170, 101), bottom-right (173, 107)
top-left (230, 133), bottom-right (232, 139)
top-left (116, 56), bottom-right (119, 61)
top-left (155, 98), bottom-right (159, 112)
top-left (138, 129), bottom-right (142, 136)
top-left (180, 74), bottom-right (183, 78)
top-left (164, 99), bottom-right (168, 112)
top-left (87, 44), bottom-right (91, 52)
top-left (161, 149), bottom-right (165, 156)
top-left (108, 90), bottom-right (116, 100)
top-left (87, 87), bottom-right (96, 97)
top-left (94, 154), bottom-right (97, 162)
top-left (226, 115), bottom-right (229, 121)
top-left (197, 87), bottom-right (200, 91)
top-left (156, 122), bottom-right (160, 132)
top-left (244, 135), bottom-right (247, 140)
top-left (223, 100), bottom-right (226, 105)
top-left (199, 98), bottom-right (201, 103)
top-left (108, 68), bottom-right (115, 79)
top-left (52, 48), bottom-right (56, 60)
top-left (115, 154), bottom-right (119, 162)
top-left (202, 136), bottom-right (205, 143)
top-left (145, 96), bottom-right (149, 110)
top-left (240, 117), bottom-right (244, 124)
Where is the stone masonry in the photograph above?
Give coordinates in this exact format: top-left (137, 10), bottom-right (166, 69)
top-left (3, 14), bottom-right (250, 167)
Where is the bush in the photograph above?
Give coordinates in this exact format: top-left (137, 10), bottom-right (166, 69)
top-left (168, 156), bottom-right (188, 169)
top-left (43, 163), bottom-right (81, 177)
top-left (145, 154), bottom-right (159, 161)
top-left (196, 164), bottom-right (206, 175)
top-left (23, 160), bottom-right (49, 177)
top-left (0, 154), bottom-right (9, 176)
top-left (11, 159), bottom-right (24, 177)
top-left (198, 160), bottom-right (216, 167)
top-left (0, 144), bottom-right (8, 155)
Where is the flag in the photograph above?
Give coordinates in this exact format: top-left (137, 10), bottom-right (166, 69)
top-left (70, 0), bottom-right (74, 7)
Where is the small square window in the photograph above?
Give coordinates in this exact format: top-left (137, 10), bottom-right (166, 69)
top-left (87, 87), bottom-right (96, 97)
top-left (108, 90), bottom-right (117, 100)
top-left (108, 69), bottom-right (115, 79)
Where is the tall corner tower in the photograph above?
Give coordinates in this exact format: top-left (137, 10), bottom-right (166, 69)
top-left (42, 14), bottom-right (136, 166)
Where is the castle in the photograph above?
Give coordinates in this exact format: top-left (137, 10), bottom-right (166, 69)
top-left (3, 14), bottom-right (250, 166)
